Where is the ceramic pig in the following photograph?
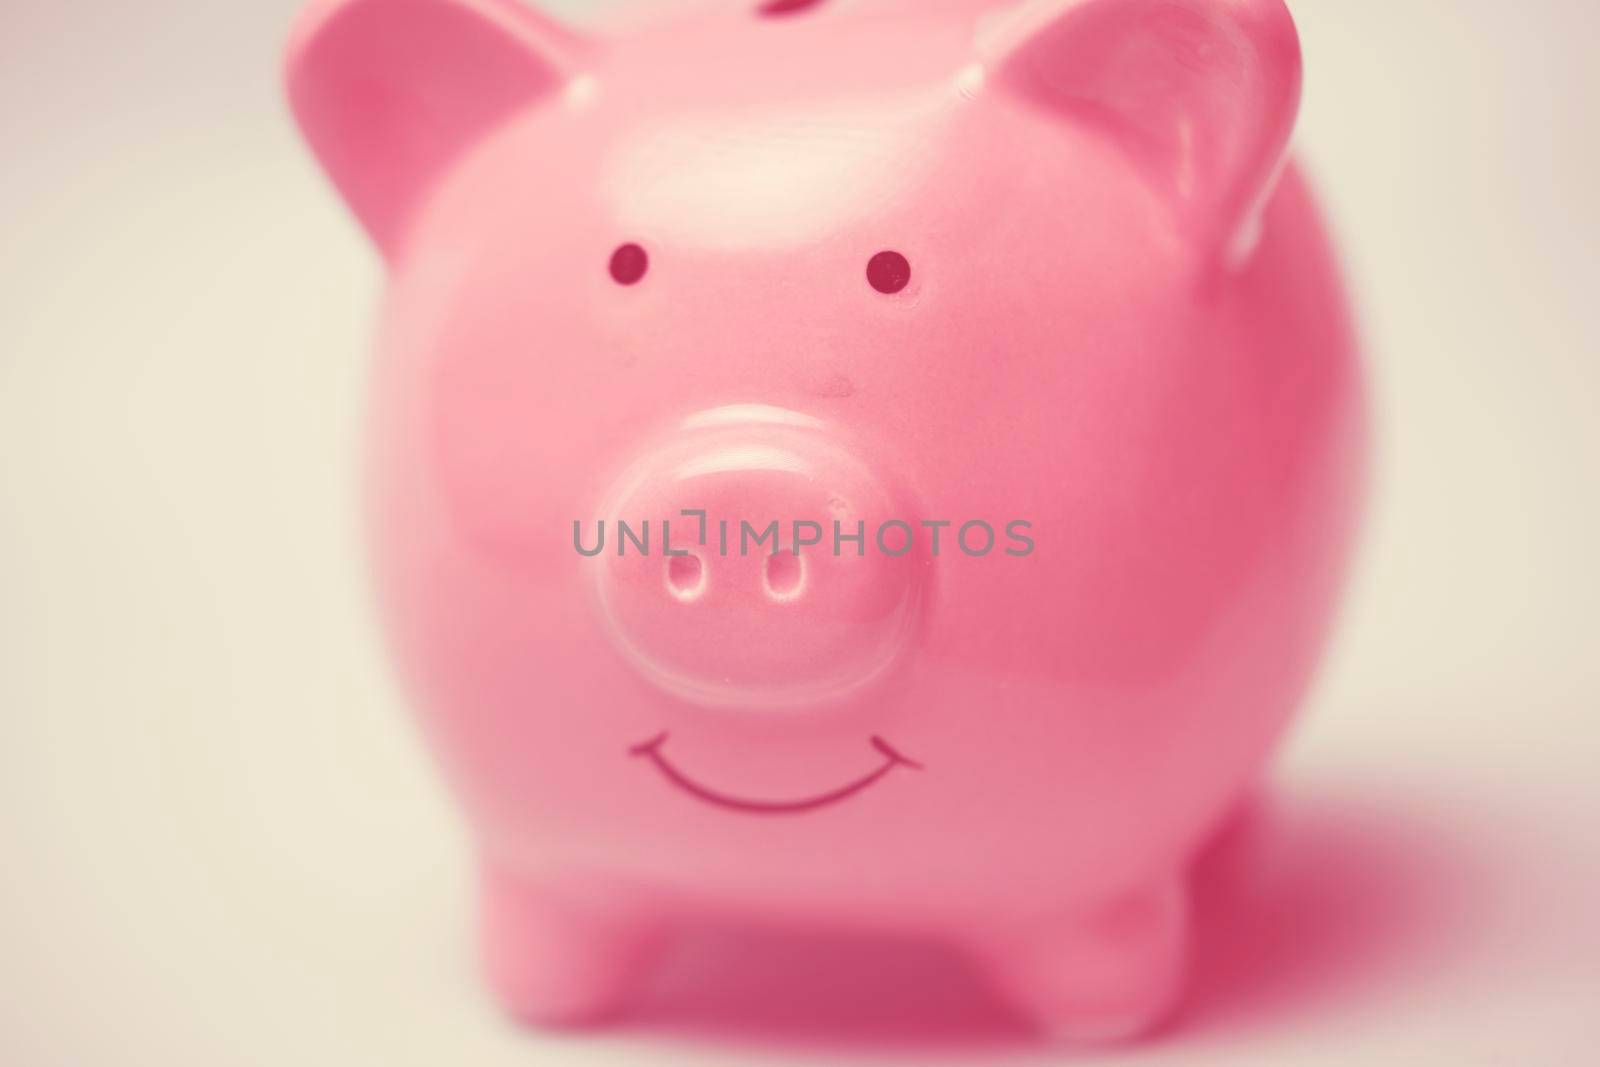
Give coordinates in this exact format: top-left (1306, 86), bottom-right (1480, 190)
top-left (286, 0), bottom-right (1364, 1040)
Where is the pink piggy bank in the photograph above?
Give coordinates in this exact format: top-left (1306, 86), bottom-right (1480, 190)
top-left (286, 0), bottom-right (1364, 1040)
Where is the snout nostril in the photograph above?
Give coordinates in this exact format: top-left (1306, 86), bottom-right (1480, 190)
top-left (763, 552), bottom-right (805, 601)
top-left (666, 554), bottom-right (706, 601)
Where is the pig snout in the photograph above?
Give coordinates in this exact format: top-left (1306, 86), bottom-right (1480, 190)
top-left (589, 408), bottom-right (926, 709)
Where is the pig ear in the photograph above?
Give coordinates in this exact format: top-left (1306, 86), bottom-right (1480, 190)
top-left (981, 0), bottom-right (1301, 261)
top-left (285, 0), bottom-right (587, 260)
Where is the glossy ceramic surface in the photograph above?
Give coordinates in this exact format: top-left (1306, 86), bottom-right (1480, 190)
top-left (286, 0), bottom-right (1365, 1040)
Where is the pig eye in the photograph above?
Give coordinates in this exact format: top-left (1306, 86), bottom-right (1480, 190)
top-left (866, 250), bottom-right (911, 295)
top-left (609, 243), bottom-right (649, 285)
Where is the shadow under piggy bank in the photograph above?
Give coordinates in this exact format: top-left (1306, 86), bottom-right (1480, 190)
top-left (611, 783), bottom-right (1489, 1054)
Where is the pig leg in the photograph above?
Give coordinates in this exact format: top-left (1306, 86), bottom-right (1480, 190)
top-left (479, 862), bottom-right (662, 1026)
top-left (974, 877), bottom-right (1188, 1042)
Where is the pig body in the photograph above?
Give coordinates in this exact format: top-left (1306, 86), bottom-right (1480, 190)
top-left (288, 0), bottom-right (1364, 1039)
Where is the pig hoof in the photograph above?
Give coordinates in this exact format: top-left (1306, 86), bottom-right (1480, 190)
top-left (980, 879), bottom-right (1188, 1043)
top-left (478, 864), bottom-right (657, 1027)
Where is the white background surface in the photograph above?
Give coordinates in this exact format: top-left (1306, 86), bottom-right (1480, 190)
top-left (2, 1), bottom-right (1597, 1064)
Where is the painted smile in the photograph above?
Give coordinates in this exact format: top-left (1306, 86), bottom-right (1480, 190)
top-left (629, 733), bottom-right (922, 815)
